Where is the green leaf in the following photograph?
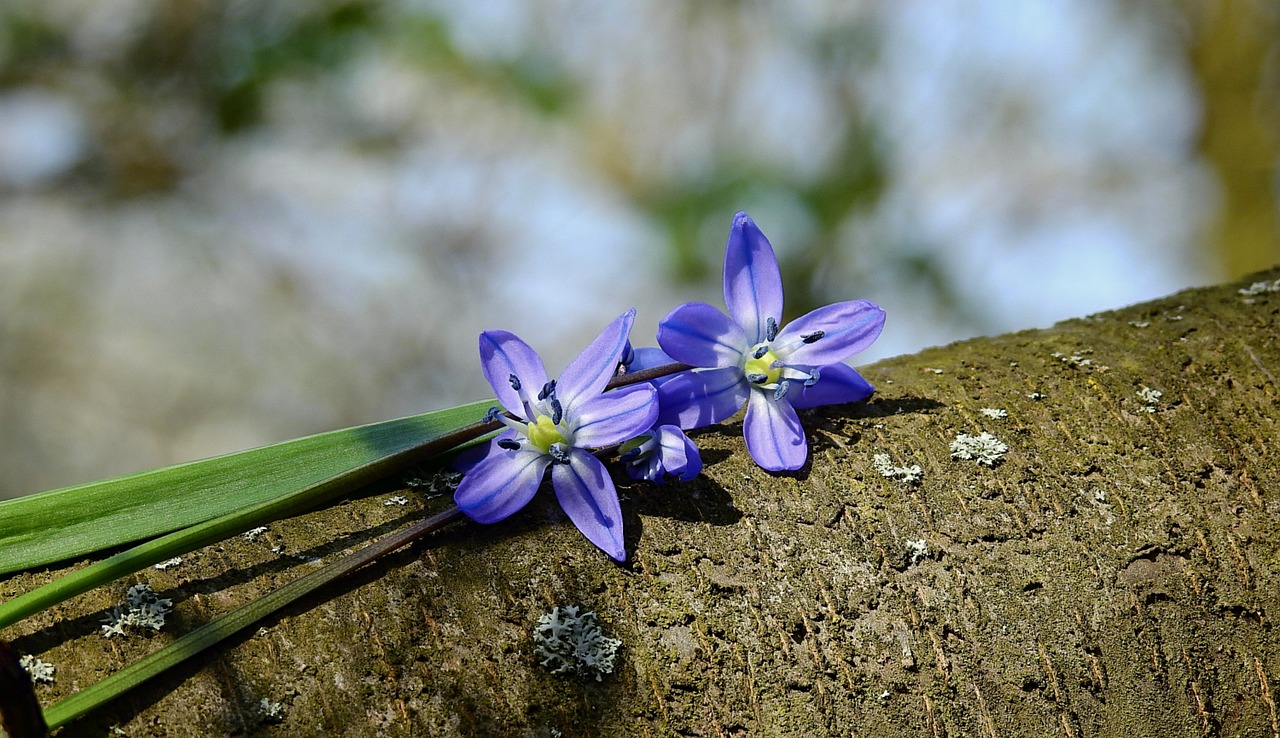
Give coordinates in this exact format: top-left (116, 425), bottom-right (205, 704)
top-left (0, 400), bottom-right (495, 577)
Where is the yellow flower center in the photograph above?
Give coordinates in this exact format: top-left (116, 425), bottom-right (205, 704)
top-left (526, 414), bottom-right (568, 453)
top-left (744, 347), bottom-right (783, 385)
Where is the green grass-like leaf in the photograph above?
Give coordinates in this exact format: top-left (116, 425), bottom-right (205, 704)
top-left (0, 400), bottom-right (494, 577)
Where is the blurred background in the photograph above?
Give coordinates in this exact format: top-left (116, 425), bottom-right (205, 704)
top-left (1, 0), bottom-right (1277, 499)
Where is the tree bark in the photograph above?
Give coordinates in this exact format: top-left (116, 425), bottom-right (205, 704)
top-left (5, 269), bottom-right (1280, 737)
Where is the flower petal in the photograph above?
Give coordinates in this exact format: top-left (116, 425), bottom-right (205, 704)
top-left (626, 346), bottom-right (676, 372)
top-left (788, 362), bottom-right (875, 410)
top-left (656, 424), bottom-right (702, 481)
top-left (479, 330), bottom-right (549, 418)
top-left (570, 383), bottom-right (658, 448)
top-left (655, 366), bottom-right (750, 429)
top-left (656, 301), bottom-right (747, 368)
top-left (553, 450), bottom-right (626, 561)
top-left (451, 430), bottom-right (518, 473)
top-left (774, 299), bottom-right (886, 366)
top-left (558, 309), bottom-right (636, 406)
top-left (453, 448), bottom-right (550, 524)
top-left (723, 212), bottom-right (784, 344)
top-left (744, 390), bottom-right (807, 471)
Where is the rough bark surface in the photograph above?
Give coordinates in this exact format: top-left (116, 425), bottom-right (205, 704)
top-left (5, 269), bottom-right (1280, 738)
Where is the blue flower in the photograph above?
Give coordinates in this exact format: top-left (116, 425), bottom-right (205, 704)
top-left (613, 345), bottom-right (703, 483)
top-left (619, 424), bottom-right (702, 483)
top-left (454, 309), bottom-right (657, 561)
top-left (655, 212), bottom-right (885, 471)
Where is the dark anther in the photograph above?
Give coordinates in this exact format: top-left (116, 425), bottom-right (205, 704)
top-left (497, 438), bottom-right (521, 451)
top-left (753, 345), bottom-right (769, 360)
top-left (549, 444), bottom-right (571, 464)
top-left (550, 398), bottom-right (564, 425)
top-left (483, 407), bottom-right (502, 423)
top-left (766, 317), bottom-right (779, 342)
top-left (804, 369), bottom-right (821, 387)
top-left (773, 380), bottom-right (791, 401)
top-left (508, 374), bottom-right (521, 392)
top-left (746, 372), bottom-right (769, 384)
top-left (538, 380), bottom-right (557, 401)
top-left (801, 330), bottom-right (825, 344)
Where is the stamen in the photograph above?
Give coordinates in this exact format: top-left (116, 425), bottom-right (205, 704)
top-left (766, 317), bottom-right (779, 342)
top-left (549, 397), bottom-right (563, 425)
top-left (773, 380), bottom-right (791, 401)
top-left (548, 443), bottom-right (571, 464)
top-left (537, 380), bottom-right (557, 401)
top-left (746, 372), bottom-right (769, 385)
top-left (497, 438), bottom-right (521, 451)
top-left (508, 374), bottom-right (521, 392)
top-left (804, 368), bottom-right (821, 387)
top-left (801, 330), bottom-right (825, 344)
top-left (753, 345), bottom-right (769, 360)
top-left (483, 406), bottom-right (502, 423)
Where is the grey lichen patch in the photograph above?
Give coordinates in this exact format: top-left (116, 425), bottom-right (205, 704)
top-left (872, 453), bottom-right (923, 485)
top-left (19, 653), bottom-right (55, 684)
top-left (1136, 386), bottom-right (1162, 413)
top-left (257, 698), bottom-right (286, 724)
top-left (1238, 278), bottom-right (1280, 297)
top-left (99, 583), bottom-right (173, 638)
top-left (533, 606), bottom-right (621, 681)
top-left (949, 432), bottom-right (1008, 466)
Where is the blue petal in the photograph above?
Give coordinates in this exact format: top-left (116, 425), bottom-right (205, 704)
top-left (479, 330), bottom-right (549, 419)
top-left (744, 390), bottom-right (807, 471)
top-left (552, 450), bottom-right (627, 561)
top-left (570, 383), bottom-right (658, 448)
top-left (626, 346), bottom-right (677, 372)
top-left (788, 362), bottom-right (875, 410)
top-left (453, 448), bottom-right (550, 524)
top-left (655, 366), bottom-right (750, 429)
top-left (656, 301), bottom-right (747, 368)
top-left (774, 300), bottom-right (886, 366)
top-left (558, 309), bottom-right (636, 407)
top-left (723, 212), bottom-right (784, 345)
top-left (451, 431), bottom-right (518, 473)
top-left (655, 424), bottom-right (702, 481)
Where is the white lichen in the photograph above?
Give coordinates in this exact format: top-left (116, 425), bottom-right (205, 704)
top-left (153, 557), bottom-right (183, 571)
top-left (950, 432), bottom-right (1008, 467)
top-left (1136, 386), bottom-right (1162, 412)
top-left (258, 698), bottom-right (286, 723)
top-left (979, 407), bottom-right (1007, 419)
top-left (1239, 279), bottom-right (1280, 297)
top-left (533, 606), bottom-right (621, 681)
top-left (872, 453), bottom-right (923, 485)
top-left (1051, 351), bottom-right (1093, 368)
top-left (19, 654), bottom-right (55, 684)
top-left (1129, 321), bottom-right (1150, 328)
top-left (242, 526), bottom-right (269, 540)
top-left (906, 539), bottom-right (930, 565)
top-left (384, 495), bottom-right (410, 506)
top-left (1027, 392), bottom-right (1047, 401)
top-left (100, 583), bottom-right (173, 638)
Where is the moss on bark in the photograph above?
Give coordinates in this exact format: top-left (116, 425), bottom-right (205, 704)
top-left (5, 269), bottom-right (1280, 737)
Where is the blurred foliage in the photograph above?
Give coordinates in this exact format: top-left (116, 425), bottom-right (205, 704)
top-left (0, 1), bottom-right (1277, 499)
top-left (1184, 0), bottom-right (1280, 277)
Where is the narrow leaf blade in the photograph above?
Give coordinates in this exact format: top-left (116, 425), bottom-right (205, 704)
top-left (0, 400), bottom-right (494, 575)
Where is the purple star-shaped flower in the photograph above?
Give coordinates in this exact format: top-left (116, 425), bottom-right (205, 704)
top-left (454, 309), bottom-right (657, 560)
top-left (656, 212), bottom-right (886, 471)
